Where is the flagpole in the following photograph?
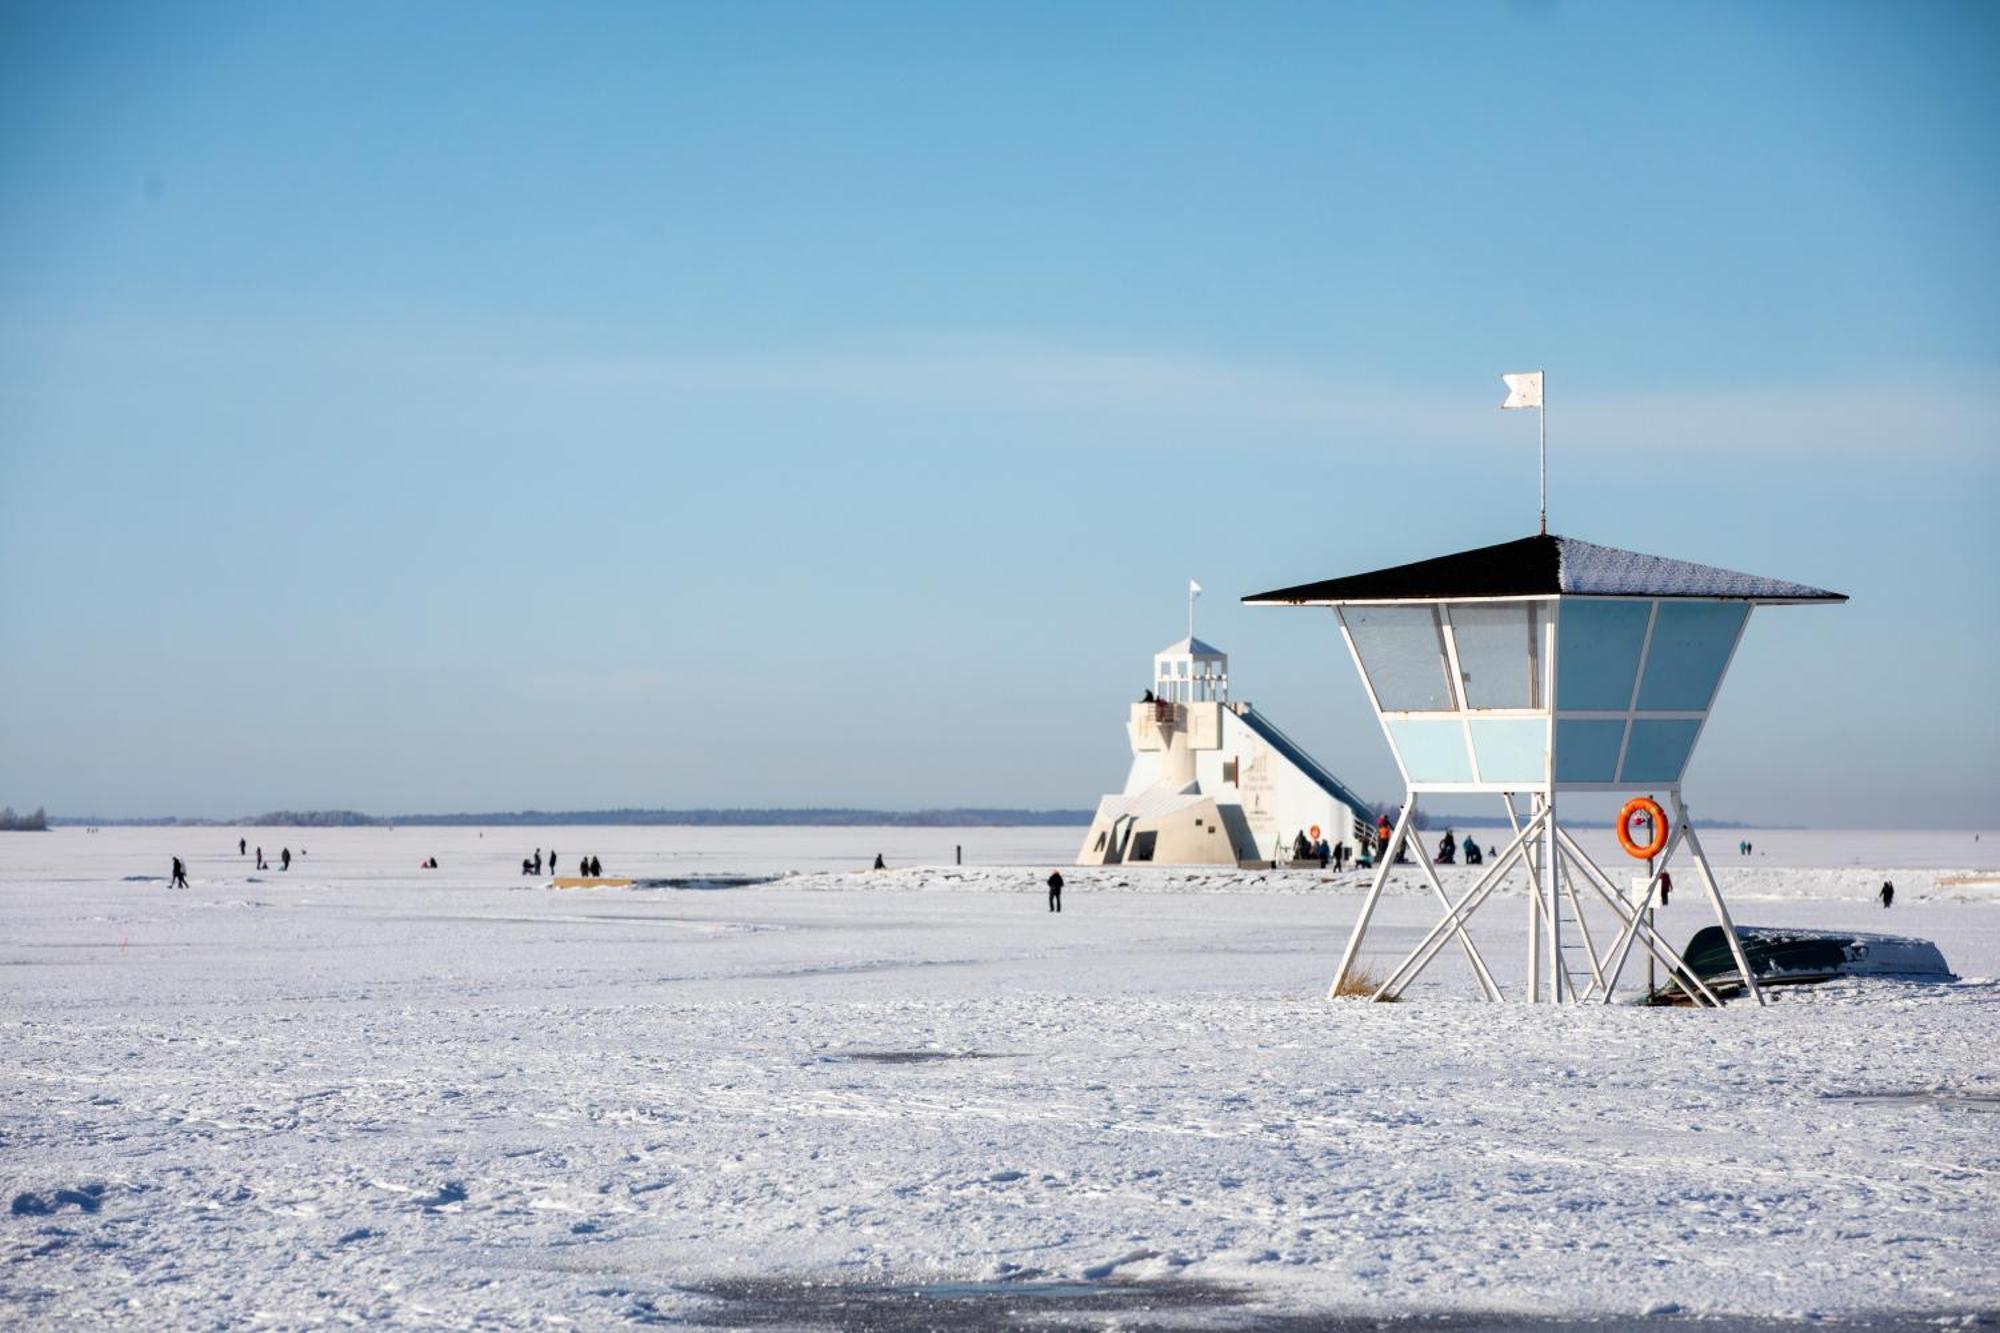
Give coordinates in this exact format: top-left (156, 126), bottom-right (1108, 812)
top-left (1539, 378), bottom-right (1547, 535)
top-left (1188, 583), bottom-right (1196, 641)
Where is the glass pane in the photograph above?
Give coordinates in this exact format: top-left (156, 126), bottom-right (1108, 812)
top-left (1386, 719), bottom-right (1474, 782)
top-left (1555, 599), bottom-right (1652, 711)
top-left (1636, 602), bottom-right (1748, 711)
top-left (1469, 718), bottom-right (1547, 783)
top-left (1554, 719), bottom-right (1625, 784)
top-left (1620, 718), bottom-right (1703, 782)
top-left (1345, 606), bottom-right (1454, 712)
top-left (1449, 603), bottom-right (1542, 710)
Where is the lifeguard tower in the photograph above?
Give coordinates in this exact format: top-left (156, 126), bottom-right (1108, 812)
top-left (1245, 533), bottom-right (1845, 1004)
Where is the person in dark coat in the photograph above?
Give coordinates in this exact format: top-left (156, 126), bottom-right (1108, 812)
top-left (1880, 880), bottom-right (1894, 908)
top-left (873, 853), bottom-right (886, 870)
top-left (280, 848), bottom-right (291, 871)
top-left (1046, 870), bottom-right (1063, 913)
top-left (238, 837), bottom-right (246, 856)
top-left (170, 857), bottom-right (189, 890)
top-left (255, 846), bottom-right (266, 870)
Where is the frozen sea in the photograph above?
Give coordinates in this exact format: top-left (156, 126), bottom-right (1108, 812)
top-left (3, 825), bottom-right (1997, 1330)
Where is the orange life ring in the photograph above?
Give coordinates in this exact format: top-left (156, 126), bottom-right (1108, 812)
top-left (1616, 797), bottom-right (1669, 860)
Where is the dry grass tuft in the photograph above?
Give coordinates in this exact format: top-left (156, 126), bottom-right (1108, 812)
top-left (1330, 967), bottom-right (1398, 1001)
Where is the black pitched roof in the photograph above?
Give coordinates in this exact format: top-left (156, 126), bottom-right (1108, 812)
top-left (1242, 534), bottom-right (1846, 605)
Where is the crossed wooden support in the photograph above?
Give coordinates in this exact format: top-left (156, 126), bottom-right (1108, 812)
top-left (1329, 791), bottom-right (1764, 1006)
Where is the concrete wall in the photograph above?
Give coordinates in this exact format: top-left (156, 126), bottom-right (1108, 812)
top-left (1083, 699), bottom-right (1368, 867)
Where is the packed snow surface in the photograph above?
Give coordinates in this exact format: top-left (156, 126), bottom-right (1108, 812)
top-left (3, 826), bottom-right (1997, 1329)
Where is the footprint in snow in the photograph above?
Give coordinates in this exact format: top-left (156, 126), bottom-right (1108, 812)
top-left (418, 1182), bottom-right (467, 1210)
top-left (11, 1185), bottom-right (106, 1216)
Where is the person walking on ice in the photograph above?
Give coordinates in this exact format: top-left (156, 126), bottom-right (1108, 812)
top-left (1046, 870), bottom-right (1063, 913)
top-left (169, 857), bottom-right (189, 890)
top-left (1880, 880), bottom-right (1895, 908)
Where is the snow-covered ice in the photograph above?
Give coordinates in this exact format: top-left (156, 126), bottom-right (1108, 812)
top-left (3, 826), bottom-right (1996, 1328)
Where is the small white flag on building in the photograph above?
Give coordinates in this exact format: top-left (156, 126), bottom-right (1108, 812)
top-left (1501, 371), bottom-right (1544, 410)
top-left (1189, 579), bottom-right (1203, 597)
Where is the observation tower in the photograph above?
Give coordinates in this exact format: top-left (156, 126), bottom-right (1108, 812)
top-left (1245, 533), bottom-right (1844, 1004)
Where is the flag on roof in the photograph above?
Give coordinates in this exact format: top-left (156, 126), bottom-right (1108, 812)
top-left (1501, 371), bottom-right (1543, 410)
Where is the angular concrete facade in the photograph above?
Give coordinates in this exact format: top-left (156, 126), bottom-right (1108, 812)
top-left (1077, 638), bottom-right (1373, 867)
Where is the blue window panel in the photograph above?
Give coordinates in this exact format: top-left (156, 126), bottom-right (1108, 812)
top-left (1636, 602), bottom-right (1747, 712)
top-left (1345, 606), bottom-right (1455, 712)
top-left (1449, 603), bottom-right (1543, 710)
top-left (1555, 599), bottom-right (1651, 711)
top-left (1469, 718), bottom-right (1547, 784)
top-left (1620, 718), bottom-right (1703, 784)
top-left (1554, 719), bottom-right (1626, 784)
top-left (1386, 719), bottom-right (1474, 783)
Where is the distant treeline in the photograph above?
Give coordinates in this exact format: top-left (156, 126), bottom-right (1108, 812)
top-left (0, 806), bottom-right (49, 831)
top-left (52, 807), bottom-right (1094, 828)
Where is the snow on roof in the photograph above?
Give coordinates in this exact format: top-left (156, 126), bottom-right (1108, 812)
top-left (1242, 533), bottom-right (1846, 605)
top-left (1155, 636), bottom-right (1227, 658)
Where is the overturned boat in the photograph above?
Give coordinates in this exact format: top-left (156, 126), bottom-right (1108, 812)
top-left (1676, 925), bottom-right (1955, 997)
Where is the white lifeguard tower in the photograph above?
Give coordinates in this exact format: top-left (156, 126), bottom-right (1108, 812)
top-left (1078, 629), bottom-right (1374, 868)
top-left (1245, 532), bottom-right (1845, 1004)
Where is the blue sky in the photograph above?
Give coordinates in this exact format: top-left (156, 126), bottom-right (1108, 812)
top-left (1, 1), bottom-right (1995, 824)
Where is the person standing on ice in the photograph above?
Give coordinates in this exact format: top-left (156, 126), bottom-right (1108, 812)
top-left (1046, 870), bottom-right (1063, 913)
top-left (255, 846), bottom-right (265, 870)
top-left (169, 857), bottom-right (189, 890)
top-left (873, 853), bottom-right (886, 870)
top-left (1880, 881), bottom-right (1895, 908)
top-left (280, 847), bottom-right (291, 871)
top-left (238, 837), bottom-right (246, 857)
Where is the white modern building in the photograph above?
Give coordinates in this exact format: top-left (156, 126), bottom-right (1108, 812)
top-left (1077, 635), bottom-right (1374, 867)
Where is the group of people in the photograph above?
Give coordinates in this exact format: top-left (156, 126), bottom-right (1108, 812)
top-left (1737, 840), bottom-right (1757, 855)
top-left (518, 849), bottom-right (604, 877)
top-left (1434, 830), bottom-right (1482, 866)
top-left (238, 838), bottom-right (292, 871)
top-left (1289, 830), bottom-right (1352, 870)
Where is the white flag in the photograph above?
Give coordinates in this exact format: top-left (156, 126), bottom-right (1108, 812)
top-left (1189, 580), bottom-right (1203, 596)
top-left (1501, 371), bottom-right (1543, 410)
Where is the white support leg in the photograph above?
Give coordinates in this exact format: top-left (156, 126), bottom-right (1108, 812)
top-left (1407, 825), bottom-right (1503, 1001)
top-left (1512, 794), bottom-right (1542, 1003)
top-left (1543, 790), bottom-right (1562, 1002)
top-left (1375, 809), bottom-right (1545, 1001)
top-left (1557, 845), bottom-right (1608, 1000)
top-left (1671, 793), bottom-right (1766, 1008)
top-left (1595, 826), bottom-right (1688, 1003)
top-left (1556, 825), bottom-right (1724, 1008)
top-left (1328, 794), bottom-right (1414, 999)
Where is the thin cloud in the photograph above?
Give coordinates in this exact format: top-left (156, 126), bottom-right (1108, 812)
top-left (540, 346), bottom-right (1998, 456)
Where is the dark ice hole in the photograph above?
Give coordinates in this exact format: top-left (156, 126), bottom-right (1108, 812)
top-left (1822, 1089), bottom-right (2000, 1110)
top-left (673, 1277), bottom-right (1998, 1332)
top-left (675, 1276), bottom-right (1245, 1330)
top-left (823, 1050), bottom-right (1013, 1065)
